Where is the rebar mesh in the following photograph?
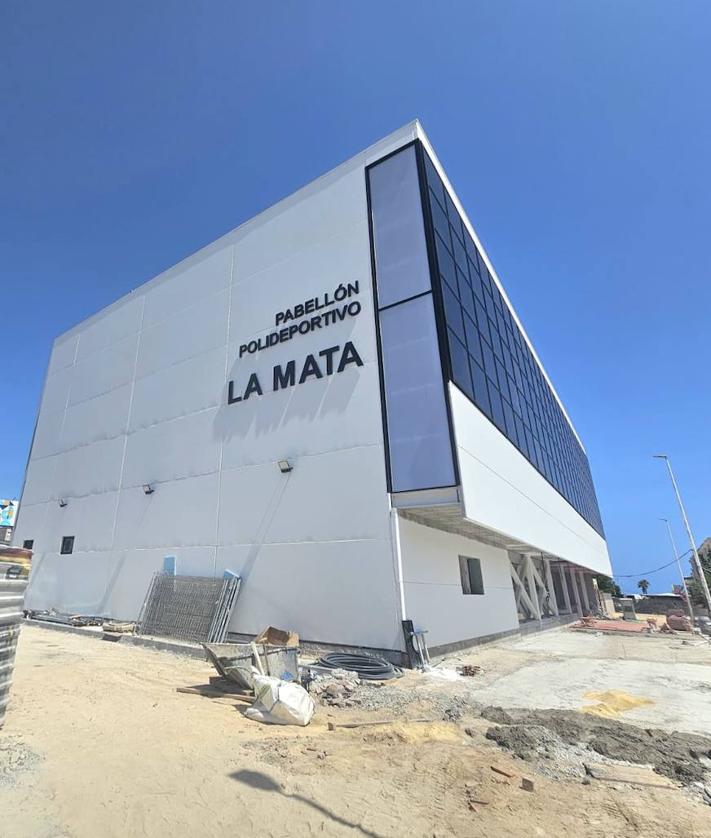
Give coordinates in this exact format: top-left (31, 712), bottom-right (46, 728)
top-left (137, 574), bottom-right (238, 644)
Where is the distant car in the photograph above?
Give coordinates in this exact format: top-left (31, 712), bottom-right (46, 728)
top-left (0, 546), bottom-right (32, 579)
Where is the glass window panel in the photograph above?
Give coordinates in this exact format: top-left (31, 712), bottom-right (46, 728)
top-left (502, 399), bottom-right (516, 444)
top-left (448, 330), bottom-right (474, 400)
top-left (490, 326), bottom-right (504, 361)
top-left (458, 273), bottom-right (476, 320)
top-left (430, 194), bottom-right (451, 246)
top-left (442, 281), bottom-right (465, 341)
top-left (496, 310), bottom-right (508, 340)
top-left (469, 262), bottom-right (485, 303)
top-left (484, 289), bottom-right (497, 319)
top-left (489, 385), bottom-right (506, 433)
top-left (435, 234), bottom-right (457, 291)
top-left (524, 426), bottom-right (535, 459)
top-left (445, 191), bottom-right (461, 228)
top-left (503, 349), bottom-right (514, 377)
top-left (379, 295), bottom-right (456, 491)
top-left (451, 233), bottom-right (468, 275)
top-left (471, 361), bottom-right (492, 418)
top-left (481, 339), bottom-right (497, 381)
top-left (515, 415), bottom-right (527, 456)
top-left (459, 556), bottom-right (485, 595)
top-left (424, 155), bottom-right (445, 204)
top-left (369, 146), bottom-right (432, 308)
top-left (509, 378), bottom-right (521, 414)
top-left (496, 360), bottom-right (510, 400)
top-left (480, 263), bottom-right (493, 294)
top-left (464, 315), bottom-right (483, 367)
top-left (420, 148), bottom-right (603, 536)
top-left (465, 235), bottom-right (479, 267)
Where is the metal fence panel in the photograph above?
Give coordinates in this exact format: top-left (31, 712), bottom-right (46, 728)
top-left (137, 574), bottom-right (240, 644)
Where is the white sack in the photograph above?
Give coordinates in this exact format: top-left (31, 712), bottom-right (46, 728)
top-left (244, 675), bottom-right (315, 726)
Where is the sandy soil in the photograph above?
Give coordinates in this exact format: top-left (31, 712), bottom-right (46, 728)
top-left (1, 624), bottom-right (710, 838)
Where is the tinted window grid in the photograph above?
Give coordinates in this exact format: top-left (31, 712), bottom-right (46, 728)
top-left (422, 152), bottom-right (604, 536)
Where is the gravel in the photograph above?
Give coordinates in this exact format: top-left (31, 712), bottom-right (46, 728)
top-left (0, 736), bottom-right (41, 787)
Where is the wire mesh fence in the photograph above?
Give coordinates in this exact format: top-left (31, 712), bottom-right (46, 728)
top-left (137, 573), bottom-right (240, 644)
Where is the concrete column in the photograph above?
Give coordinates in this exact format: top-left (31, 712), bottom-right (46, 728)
top-left (543, 558), bottom-right (559, 616)
top-left (524, 555), bottom-right (541, 620)
top-left (558, 564), bottom-right (572, 614)
top-left (578, 570), bottom-right (591, 613)
top-left (569, 565), bottom-right (582, 616)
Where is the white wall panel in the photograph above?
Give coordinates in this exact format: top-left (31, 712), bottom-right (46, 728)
top-left (22, 456), bottom-right (59, 504)
top-left (113, 472), bottom-right (219, 550)
top-left (75, 295), bottom-right (143, 360)
top-left (450, 386), bottom-right (611, 575)
top-left (143, 247), bottom-right (232, 328)
top-left (31, 408), bottom-right (65, 460)
top-left (41, 491), bottom-right (119, 554)
top-left (40, 365), bottom-right (72, 415)
top-left (12, 501), bottom-right (49, 550)
top-left (216, 541), bottom-right (402, 650)
top-left (218, 444), bottom-right (389, 547)
top-left (48, 334), bottom-right (78, 375)
top-left (136, 288), bottom-right (229, 380)
top-left (61, 385), bottom-right (132, 450)
top-left (399, 516), bottom-right (519, 647)
top-left (234, 167), bottom-right (367, 282)
top-left (129, 345), bottom-right (225, 432)
top-left (24, 551), bottom-right (112, 615)
top-left (230, 222), bottom-right (372, 349)
top-left (53, 436), bottom-right (125, 498)
top-left (122, 409), bottom-right (221, 488)
top-left (219, 358), bottom-right (384, 469)
top-left (69, 332), bottom-right (139, 405)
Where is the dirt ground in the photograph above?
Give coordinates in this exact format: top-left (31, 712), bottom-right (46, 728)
top-left (445, 629), bottom-right (711, 735)
top-left (1, 625), bottom-right (710, 838)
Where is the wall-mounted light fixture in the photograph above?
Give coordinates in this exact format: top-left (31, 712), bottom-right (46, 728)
top-left (58, 498), bottom-right (68, 508)
top-left (142, 483), bottom-right (155, 495)
top-left (277, 459), bottom-right (293, 474)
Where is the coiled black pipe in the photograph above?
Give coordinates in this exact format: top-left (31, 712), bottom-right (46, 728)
top-left (316, 652), bottom-right (400, 680)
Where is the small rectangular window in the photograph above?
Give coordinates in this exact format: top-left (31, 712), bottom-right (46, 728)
top-left (22, 539), bottom-right (34, 550)
top-left (60, 536), bottom-right (75, 555)
top-left (459, 556), bottom-right (485, 595)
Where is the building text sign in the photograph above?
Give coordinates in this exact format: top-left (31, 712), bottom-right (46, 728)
top-left (227, 282), bottom-right (364, 405)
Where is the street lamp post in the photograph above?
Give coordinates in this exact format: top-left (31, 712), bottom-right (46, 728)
top-left (660, 517), bottom-right (696, 627)
top-left (654, 454), bottom-right (711, 614)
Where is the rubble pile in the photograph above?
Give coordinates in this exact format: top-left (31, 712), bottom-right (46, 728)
top-left (308, 669), bottom-right (362, 708)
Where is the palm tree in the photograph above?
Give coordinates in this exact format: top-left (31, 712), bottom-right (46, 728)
top-left (637, 579), bottom-right (650, 595)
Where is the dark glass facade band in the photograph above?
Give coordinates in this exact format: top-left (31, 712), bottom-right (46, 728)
top-left (420, 149), bottom-right (604, 536)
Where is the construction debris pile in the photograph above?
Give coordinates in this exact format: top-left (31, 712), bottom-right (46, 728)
top-left (480, 706), bottom-right (711, 804)
top-left (307, 669), bottom-right (362, 708)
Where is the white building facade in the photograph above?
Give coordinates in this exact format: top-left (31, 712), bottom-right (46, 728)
top-left (16, 122), bottom-right (611, 661)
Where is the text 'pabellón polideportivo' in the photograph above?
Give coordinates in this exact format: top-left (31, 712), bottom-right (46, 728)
top-left (238, 281), bottom-right (361, 358)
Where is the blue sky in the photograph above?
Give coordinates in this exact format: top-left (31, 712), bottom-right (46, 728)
top-left (3, 2), bottom-right (709, 593)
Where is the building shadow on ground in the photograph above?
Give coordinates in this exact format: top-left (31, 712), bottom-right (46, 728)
top-left (228, 769), bottom-right (384, 838)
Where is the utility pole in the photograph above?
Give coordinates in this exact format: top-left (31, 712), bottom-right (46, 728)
top-left (660, 517), bottom-right (695, 627)
top-left (654, 455), bottom-right (711, 614)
